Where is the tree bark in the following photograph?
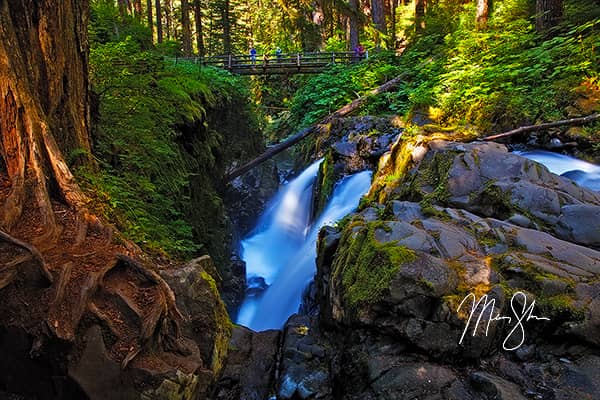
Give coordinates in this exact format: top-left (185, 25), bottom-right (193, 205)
top-left (164, 0), bottom-right (173, 39)
top-left (0, 0), bottom-right (92, 240)
top-left (476, 0), bottom-right (489, 29)
top-left (222, 0), bottom-right (231, 54)
top-left (371, 0), bottom-right (386, 46)
top-left (415, 0), bottom-right (425, 31)
top-left (536, 0), bottom-right (563, 32)
top-left (482, 113), bottom-right (600, 141)
top-left (181, 0), bottom-right (192, 56)
top-left (348, 0), bottom-right (360, 51)
top-left (194, 0), bottom-right (205, 56)
top-left (390, 0), bottom-right (398, 48)
top-left (155, 0), bottom-right (163, 43)
top-left (146, 0), bottom-right (154, 40)
top-left (117, 0), bottom-right (128, 18)
top-left (133, 0), bottom-right (142, 20)
top-left (0, 1), bottom-right (197, 383)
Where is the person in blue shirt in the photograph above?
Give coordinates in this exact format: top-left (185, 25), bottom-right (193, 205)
top-left (250, 47), bottom-right (257, 64)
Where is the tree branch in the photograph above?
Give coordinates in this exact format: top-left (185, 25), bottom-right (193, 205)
top-left (482, 113), bottom-right (600, 141)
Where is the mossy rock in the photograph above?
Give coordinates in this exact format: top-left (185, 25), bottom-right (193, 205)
top-left (314, 150), bottom-right (336, 216)
top-left (160, 258), bottom-right (233, 376)
top-left (331, 221), bottom-right (417, 311)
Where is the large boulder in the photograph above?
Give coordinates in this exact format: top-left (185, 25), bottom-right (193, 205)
top-left (160, 255), bottom-right (232, 376)
top-left (213, 326), bottom-right (280, 400)
top-left (309, 139), bottom-right (600, 399)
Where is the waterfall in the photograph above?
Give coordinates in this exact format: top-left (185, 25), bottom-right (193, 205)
top-left (236, 160), bottom-right (372, 331)
top-left (515, 150), bottom-right (600, 191)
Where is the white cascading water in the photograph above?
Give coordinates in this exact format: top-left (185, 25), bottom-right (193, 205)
top-left (236, 159), bottom-right (372, 331)
top-left (515, 150), bottom-right (600, 191)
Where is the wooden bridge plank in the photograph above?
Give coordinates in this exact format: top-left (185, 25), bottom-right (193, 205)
top-left (168, 51), bottom-right (365, 76)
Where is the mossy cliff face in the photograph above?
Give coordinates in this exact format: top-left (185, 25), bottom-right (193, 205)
top-left (309, 139), bottom-right (600, 399)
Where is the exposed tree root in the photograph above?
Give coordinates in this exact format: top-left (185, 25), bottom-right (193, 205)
top-left (0, 229), bottom-right (53, 289)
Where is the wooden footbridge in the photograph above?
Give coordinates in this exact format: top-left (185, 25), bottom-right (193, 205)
top-left (171, 51), bottom-right (367, 75)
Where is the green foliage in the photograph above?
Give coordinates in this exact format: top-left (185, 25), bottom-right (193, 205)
top-left (89, 0), bottom-right (152, 47)
top-left (281, 0), bottom-right (599, 137)
top-left (397, 0), bottom-right (600, 130)
top-left (286, 53), bottom-right (403, 130)
top-left (86, 23), bottom-right (259, 259)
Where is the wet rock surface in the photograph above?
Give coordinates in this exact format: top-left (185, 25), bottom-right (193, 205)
top-left (313, 139), bottom-right (600, 399)
top-left (212, 326), bottom-right (280, 400)
top-left (217, 139), bottom-right (600, 400)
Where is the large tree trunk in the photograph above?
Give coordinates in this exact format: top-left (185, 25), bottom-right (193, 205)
top-left (222, 0), bottom-right (232, 54)
top-left (415, 0), bottom-right (425, 31)
top-left (0, 5), bottom-right (206, 396)
top-left (146, 0), bottom-right (154, 40)
top-left (155, 0), bottom-right (163, 43)
top-left (117, 0), bottom-right (128, 18)
top-left (133, 0), bottom-right (142, 20)
top-left (194, 0), bottom-right (205, 57)
top-left (371, 0), bottom-right (386, 47)
top-left (476, 0), bottom-right (490, 29)
top-left (536, 0), bottom-right (563, 32)
top-left (0, 7), bottom-right (229, 400)
top-left (181, 0), bottom-right (192, 56)
top-left (348, 0), bottom-right (360, 51)
top-left (164, 0), bottom-right (173, 39)
top-left (0, 0), bottom-right (92, 242)
top-left (390, 0), bottom-right (398, 48)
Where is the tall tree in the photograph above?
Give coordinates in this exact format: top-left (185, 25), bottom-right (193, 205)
top-left (371, 0), bottom-right (386, 47)
top-left (415, 0), bottom-right (425, 31)
top-left (147, 0), bottom-right (154, 39)
top-left (165, 0), bottom-right (173, 39)
top-left (118, 0), bottom-right (128, 18)
top-left (348, 0), bottom-right (360, 51)
top-left (536, 0), bottom-right (563, 32)
top-left (133, 0), bottom-right (142, 20)
top-left (222, 0), bottom-right (232, 54)
top-left (389, 0), bottom-right (398, 47)
top-left (194, 0), bottom-right (205, 56)
top-left (0, 0), bottom-right (91, 239)
top-left (182, 0), bottom-right (192, 55)
top-left (155, 0), bottom-right (163, 43)
top-left (476, 0), bottom-right (490, 29)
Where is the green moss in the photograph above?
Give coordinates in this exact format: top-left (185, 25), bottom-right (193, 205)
top-left (491, 254), bottom-right (575, 288)
top-left (537, 294), bottom-right (585, 322)
top-left (315, 150), bottom-right (336, 215)
top-left (418, 278), bottom-right (435, 290)
top-left (419, 198), bottom-right (451, 220)
top-left (472, 149), bottom-right (481, 168)
top-left (199, 270), bottom-right (233, 375)
top-left (422, 151), bottom-right (456, 199)
top-left (332, 221), bottom-right (416, 310)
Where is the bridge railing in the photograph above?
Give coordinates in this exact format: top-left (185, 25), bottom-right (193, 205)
top-left (168, 51), bottom-right (367, 72)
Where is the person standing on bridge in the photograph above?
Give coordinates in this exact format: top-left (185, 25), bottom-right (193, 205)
top-left (354, 43), bottom-right (366, 60)
top-left (250, 46), bottom-right (257, 65)
top-left (275, 47), bottom-right (282, 63)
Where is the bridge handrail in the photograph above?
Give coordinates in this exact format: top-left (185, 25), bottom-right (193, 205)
top-left (165, 51), bottom-right (369, 75)
top-left (168, 51), bottom-right (365, 66)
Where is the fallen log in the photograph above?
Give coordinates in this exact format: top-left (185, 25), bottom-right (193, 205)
top-left (482, 113), bottom-right (600, 141)
top-left (224, 75), bottom-right (405, 182)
